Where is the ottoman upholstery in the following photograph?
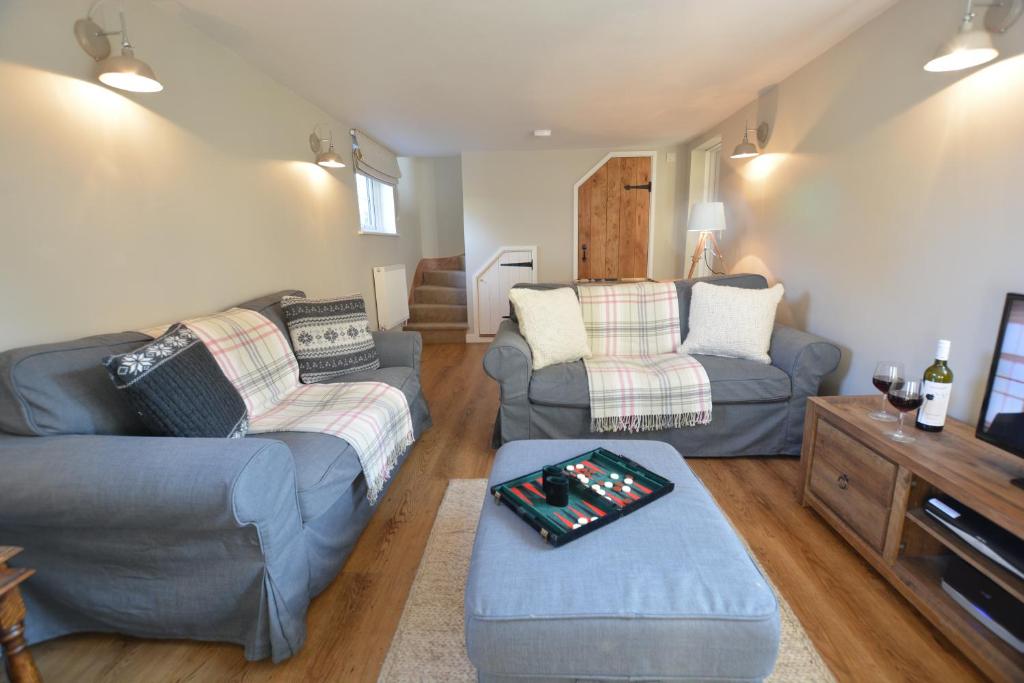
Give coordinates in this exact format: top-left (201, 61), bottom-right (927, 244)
top-left (465, 440), bottom-right (780, 682)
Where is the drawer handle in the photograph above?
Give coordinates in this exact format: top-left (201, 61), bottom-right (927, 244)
top-left (837, 473), bottom-right (849, 490)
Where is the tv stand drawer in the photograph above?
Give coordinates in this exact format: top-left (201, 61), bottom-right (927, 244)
top-left (808, 421), bottom-right (897, 552)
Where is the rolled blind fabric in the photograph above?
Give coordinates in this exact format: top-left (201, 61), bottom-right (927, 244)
top-left (351, 129), bottom-right (401, 185)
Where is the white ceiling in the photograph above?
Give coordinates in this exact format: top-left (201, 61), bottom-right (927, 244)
top-left (169, 0), bottom-right (897, 156)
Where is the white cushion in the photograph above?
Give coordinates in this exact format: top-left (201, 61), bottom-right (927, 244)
top-left (508, 288), bottom-right (591, 370)
top-left (680, 282), bottom-right (784, 364)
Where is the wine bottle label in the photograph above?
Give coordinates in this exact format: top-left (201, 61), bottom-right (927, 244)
top-left (918, 381), bottom-right (952, 427)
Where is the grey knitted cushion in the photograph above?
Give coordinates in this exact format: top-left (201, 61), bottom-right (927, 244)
top-left (281, 294), bottom-right (381, 383)
top-left (102, 324), bottom-right (248, 438)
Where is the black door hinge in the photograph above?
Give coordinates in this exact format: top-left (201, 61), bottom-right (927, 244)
top-left (624, 182), bottom-right (652, 192)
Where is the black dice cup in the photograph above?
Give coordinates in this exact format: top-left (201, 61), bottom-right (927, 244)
top-left (542, 466), bottom-right (569, 507)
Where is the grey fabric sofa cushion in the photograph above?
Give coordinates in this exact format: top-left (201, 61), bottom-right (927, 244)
top-left (0, 290), bottom-right (304, 437)
top-left (237, 289), bottom-right (304, 337)
top-left (0, 332), bottom-right (154, 436)
top-left (529, 354), bottom-right (791, 408)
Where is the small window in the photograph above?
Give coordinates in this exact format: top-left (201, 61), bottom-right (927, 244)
top-left (356, 173), bottom-right (397, 235)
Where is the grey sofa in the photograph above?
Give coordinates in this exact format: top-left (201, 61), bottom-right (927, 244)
top-left (0, 290), bottom-right (431, 662)
top-left (484, 274), bottom-right (840, 456)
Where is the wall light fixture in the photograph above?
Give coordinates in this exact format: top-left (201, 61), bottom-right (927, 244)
top-left (924, 0), bottom-right (1021, 72)
top-left (730, 120), bottom-right (770, 160)
top-left (74, 2), bottom-right (163, 93)
top-left (310, 127), bottom-right (346, 168)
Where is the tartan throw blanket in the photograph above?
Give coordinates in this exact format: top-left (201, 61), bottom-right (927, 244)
top-left (579, 282), bottom-right (712, 433)
top-left (185, 308), bottom-right (414, 503)
top-left (578, 282), bottom-right (681, 356)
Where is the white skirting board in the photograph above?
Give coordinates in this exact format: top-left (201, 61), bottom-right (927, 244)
top-left (373, 264), bottom-right (410, 330)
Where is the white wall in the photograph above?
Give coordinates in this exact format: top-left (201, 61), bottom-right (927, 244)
top-left (686, 0), bottom-right (1024, 422)
top-left (397, 156), bottom-right (464, 260)
top-left (0, 0), bottom-right (423, 350)
top-left (462, 146), bottom-right (685, 336)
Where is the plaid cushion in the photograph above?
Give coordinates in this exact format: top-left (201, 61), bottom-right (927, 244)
top-left (585, 354), bottom-right (712, 433)
top-left (578, 282), bottom-right (680, 357)
top-left (185, 308), bottom-right (299, 418)
top-left (281, 294), bottom-right (380, 383)
top-left (249, 381), bottom-right (414, 503)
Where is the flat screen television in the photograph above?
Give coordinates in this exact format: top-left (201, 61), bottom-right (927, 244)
top-left (976, 293), bottom-right (1024, 467)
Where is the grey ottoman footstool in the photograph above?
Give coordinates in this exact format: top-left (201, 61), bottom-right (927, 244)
top-left (465, 439), bottom-right (780, 682)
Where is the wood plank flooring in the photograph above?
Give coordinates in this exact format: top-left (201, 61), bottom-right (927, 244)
top-left (28, 343), bottom-right (984, 682)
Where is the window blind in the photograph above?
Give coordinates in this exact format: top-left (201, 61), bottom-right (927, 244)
top-left (350, 129), bottom-right (401, 185)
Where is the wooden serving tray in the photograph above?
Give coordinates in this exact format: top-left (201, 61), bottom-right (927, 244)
top-left (491, 447), bottom-right (674, 547)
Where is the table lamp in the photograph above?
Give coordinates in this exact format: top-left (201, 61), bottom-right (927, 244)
top-left (687, 202), bottom-right (727, 278)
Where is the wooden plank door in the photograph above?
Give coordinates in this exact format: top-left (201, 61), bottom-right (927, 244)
top-left (577, 156), bottom-right (651, 280)
top-left (477, 249), bottom-right (535, 335)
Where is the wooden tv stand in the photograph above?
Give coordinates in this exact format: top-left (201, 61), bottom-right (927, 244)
top-left (799, 396), bottom-right (1024, 682)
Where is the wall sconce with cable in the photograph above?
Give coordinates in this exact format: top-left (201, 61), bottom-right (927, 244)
top-left (309, 127), bottom-right (346, 168)
top-left (74, 1), bottom-right (163, 93)
top-left (924, 0), bottom-right (1021, 72)
top-left (730, 120), bottom-right (770, 160)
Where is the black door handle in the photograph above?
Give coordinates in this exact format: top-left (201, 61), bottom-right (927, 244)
top-left (499, 261), bottom-right (534, 268)
top-left (581, 244), bottom-right (588, 262)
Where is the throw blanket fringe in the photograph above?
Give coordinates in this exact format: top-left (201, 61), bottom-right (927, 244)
top-left (592, 410), bottom-right (713, 434)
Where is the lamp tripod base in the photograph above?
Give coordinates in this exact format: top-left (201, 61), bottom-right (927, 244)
top-left (687, 231), bottom-right (725, 279)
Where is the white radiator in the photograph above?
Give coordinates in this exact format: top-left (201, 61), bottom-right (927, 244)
top-left (373, 264), bottom-right (410, 330)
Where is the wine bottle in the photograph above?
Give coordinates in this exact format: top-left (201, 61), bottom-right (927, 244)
top-left (916, 339), bottom-right (953, 432)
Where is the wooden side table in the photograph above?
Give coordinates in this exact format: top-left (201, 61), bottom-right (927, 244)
top-left (799, 396), bottom-right (1024, 682)
top-left (0, 547), bottom-right (41, 683)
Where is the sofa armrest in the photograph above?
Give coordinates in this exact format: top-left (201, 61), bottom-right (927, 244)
top-left (0, 433), bottom-right (299, 531)
top-left (372, 330), bottom-right (422, 371)
top-left (769, 325), bottom-right (841, 454)
top-left (769, 325), bottom-right (841, 388)
top-left (483, 320), bottom-right (533, 443)
top-left (483, 320), bottom-right (533, 383)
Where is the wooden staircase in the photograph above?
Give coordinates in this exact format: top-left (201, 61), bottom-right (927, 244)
top-left (404, 254), bottom-right (467, 344)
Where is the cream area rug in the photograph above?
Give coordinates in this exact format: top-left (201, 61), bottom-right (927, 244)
top-left (378, 480), bottom-right (835, 682)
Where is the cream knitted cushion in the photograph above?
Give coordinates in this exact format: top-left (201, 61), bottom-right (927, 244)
top-left (508, 287), bottom-right (591, 370)
top-left (680, 282), bottom-right (784, 364)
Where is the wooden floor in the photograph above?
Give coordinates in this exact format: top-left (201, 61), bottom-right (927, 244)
top-left (29, 343), bottom-right (984, 682)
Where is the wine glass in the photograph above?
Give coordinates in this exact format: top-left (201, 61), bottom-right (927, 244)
top-left (869, 361), bottom-right (903, 422)
top-left (887, 379), bottom-right (924, 443)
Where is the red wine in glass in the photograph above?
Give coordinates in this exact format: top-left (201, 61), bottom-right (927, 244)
top-left (887, 379), bottom-right (923, 443)
top-left (872, 377), bottom-right (894, 393)
top-left (870, 362), bottom-right (902, 422)
top-left (888, 393), bottom-right (924, 412)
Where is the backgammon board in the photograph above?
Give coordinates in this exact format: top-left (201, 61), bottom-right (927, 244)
top-left (491, 447), bottom-right (674, 547)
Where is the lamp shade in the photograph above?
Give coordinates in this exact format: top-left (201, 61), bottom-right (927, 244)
top-left (923, 22), bottom-right (998, 72)
top-left (688, 202), bottom-right (726, 232)
top-left (96, 49), bottom-right (163, 93)
top-left (730, 139), bottom-right (759, 159)
top-left (316, 150), bottom-right (345, 168)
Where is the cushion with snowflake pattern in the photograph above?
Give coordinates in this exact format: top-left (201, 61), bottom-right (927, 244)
top-left (280, 294), bottom-right (381, 383)
top-left (102, 323), bottom-right (248, 438)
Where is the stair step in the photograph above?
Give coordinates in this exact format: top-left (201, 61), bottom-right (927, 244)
top-left (413, 285), bottom-right (467, 305)
top-left (423, 270), bottom-right (466, 289)
top-left (409, 304), bottom-right (468, 324)
top-left (404, 321), bottom-right (469, 344)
